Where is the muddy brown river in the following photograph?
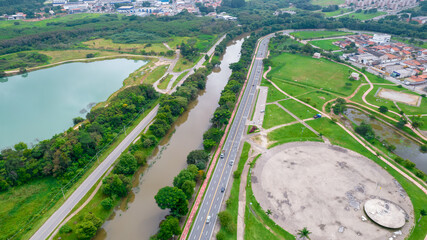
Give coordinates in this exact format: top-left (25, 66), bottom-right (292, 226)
top-left (94, 36), bottom-right (244, 240)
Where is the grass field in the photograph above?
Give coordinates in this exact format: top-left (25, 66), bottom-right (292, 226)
top-left (340, 11), bottom-right (386, 20)
top-left (263, 104), bottom-right (297, 129)
top-left (279, 99), bottom-right (319, 119)
top-left (173, 54), bottom-right (202, 72)
top-left (40, 50), bottom-right (126, 63)
top-left (267, 123), bottom-right (320, 148)
top-left (83, 39), bottom-right (169, 54)
top-left (311, 0), bottom-right (345, 6)
top-left (290, 30), bottom-right (352, 40)
top-left (0, 178), bottom-right (60, 239)
top-left (143, 65), bottom-right (169, 85)
top-left (216, 142), bottom-right (251, 240)
top-left (268, 53), bottom-right (361, 96)
top-left (309, 38), bottom-right (343, 51)
top-left (172, 71), bottom-right (188, 89)
top-left (157, 74), bottom-right (173, 90)
top-left (261, 79), bottom-right (289, 103)
top-left (322, 8), bottom-right (352, 17)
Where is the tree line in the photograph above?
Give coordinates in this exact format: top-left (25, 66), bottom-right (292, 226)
top-left (0, 85), bottom-right (159, 192)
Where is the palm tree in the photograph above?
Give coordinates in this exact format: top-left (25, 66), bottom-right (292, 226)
top-left (297, 227), bottom-right (311, 240)
top-left (266, 209), bottom-right (272, 216)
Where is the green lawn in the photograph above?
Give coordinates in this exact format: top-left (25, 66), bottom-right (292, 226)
top-left (322, 8), bottom-right (352, 17)
top-left (419, 116), bottom-right (427, 131)
top-left (263, 104), bottom-right (297, 129)
top-left (261, 79), bottom-right (288, 103)
top-left (311, 0), bottom-right (345, 6)
top-left (143, 65), bottom-right (168, 85)
top-left (216, 142), bottom-right (251, 240)
top-left (279, 99), bottom-right (318, 120)
top-left (340, 11), bottom-right (386, 21)
top-left (157, 74), bottom-right (173, 90)
top-left (309, 38), bottom-right (343, 51)
top-left (296, 90), bottom-right (336, 110)
top-left (267, 123), bottom-right (321, 148)
top-left (290, 30), bottom-right (352, 40)
top-left (0, 178), bottom-right (61, 240)
top-left (268, 53), bottom-right (361, 96)
top-left (172, 71), bottom-right (189, 89)
top-left (173, 54), bottom-right (203, 72)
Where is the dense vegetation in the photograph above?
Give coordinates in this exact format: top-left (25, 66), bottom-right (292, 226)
top-left (0, 51), bottom-right (49, 71)
top-left (0, 85), bottom-right (159, 192)
top-left (0, 12), bottom-right (235, 56)
top-left (0, 0), bottom-right (46, 15)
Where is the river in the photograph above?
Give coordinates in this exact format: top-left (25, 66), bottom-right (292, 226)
top-left (0, 59), bottom-right (146, 149)
top-left (344, 107), bottom-right (427, 173)
top-left (95, 36), bottom-right (245, 240)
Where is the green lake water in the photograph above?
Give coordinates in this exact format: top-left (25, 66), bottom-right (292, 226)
top-left (0, 59), bottom-right (147, 149)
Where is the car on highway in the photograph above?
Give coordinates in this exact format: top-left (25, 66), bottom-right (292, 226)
top-left (220, 153), bottom-right (224, 158)
top-left (206, 215), bottom-right (211, 224)
top-left (229, 160), bottom-right (234, 166)
top-left (221, 187), bottom-right (225, 193)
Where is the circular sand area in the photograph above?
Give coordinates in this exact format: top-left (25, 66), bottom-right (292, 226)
top-left (251, 142), bottom-right (413, 240)
top-left (364, 199), bottom-right (407, 229)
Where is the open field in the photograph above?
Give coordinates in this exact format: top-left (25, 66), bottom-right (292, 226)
top-left (377, 88), bottom-right (420, 106)
top-left (173, 54), bottom-right (203, 72)
top-left (268, 53), bottom-right (361, 96)
top-left (322, 8), bottom-right (352, 17)
top-left (309, 38), bottom-right (343, 51)
top-left (83, 39), bottom-right (169, 54)
top-left (340, 11), bottom-right (386, 20)
top-left (39, 50), bottom-right (125, 63)
top-left (252, 141), bottom-right (414, 239)
top-left (0, 178), bottom-right (60, 239)
top-left (158, 74), bottom-right (173, 89)
top-left (267, 123), bottom-right (320, 148)
top-left (290, 31), bottom-right (352, 40)
top-left (279, 99), bottom-right (319, 119)
top-left (143, 65), bottom-right (169, 85)
top-left (311, 0), bottom-right (345, 6)
top-left (263, 104), bottom-right (297, 129)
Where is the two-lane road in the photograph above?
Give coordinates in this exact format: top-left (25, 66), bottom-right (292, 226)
top-left (188, 34), bottom-right (273, 240)
top-left (30, 105), bottom-right (159, 240)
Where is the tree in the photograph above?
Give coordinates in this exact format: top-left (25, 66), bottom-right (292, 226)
top-left (114, 153), bottom-right (137, 175)
top-left (73, 117), bottom-right (85, 125)
top-left (378, 106), bottom-right (388, 113)
top-left (218, 211), bottom-right (236, 233)
top-left (154, 186), bottom-right (188, 217)
top-left (266, 209), bottom-right (272, 215)
top-left (101, 197), bottom-right (114, 210)
top-left (180, 180), bottom-right (196, 199)
top-left (355, 122), bottom-right (375, 140)
top-left (14, 142), bottom-right (27, 151)
top-left (420, 144), bottom-right (427, 153)
top-left (187, 150), bottom-right (209, 165)
top-left (157, 216), bottom-right (182, 240)
top-left (297, 227), bottom-right (312, 240)
top-left (173, 169), bottom-right (196, 189)
top-left (76, 213), bottom-right (102, 240)
top-left (102, 174), bottom-right (131, 197)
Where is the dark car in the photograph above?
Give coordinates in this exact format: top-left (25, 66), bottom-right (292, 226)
top-left (221, 187), bottom-right (225, 193)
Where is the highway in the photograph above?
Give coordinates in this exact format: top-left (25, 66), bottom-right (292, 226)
top-left (30, 105), bottom-right (159, 240)
top-left (187, 34), bottom-right (273, 240)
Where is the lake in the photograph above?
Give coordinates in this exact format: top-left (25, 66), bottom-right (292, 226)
top-left (0, 59), bottom-right (147, 149)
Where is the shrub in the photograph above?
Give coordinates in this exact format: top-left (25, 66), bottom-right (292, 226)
top-left (86, 53), bottom-right (95, 58)
top-left (420, 144), bottom-right (427, 153)
top-left (378, 106), bottom-right (388, 113)
top-left (403, 159), bottom-right (416, 169)
top-left (415, 170), bottom-right (425, 179)
top-left (354, 122), bottom-right (375, 140)
top-left (394, 156), bottom-right (404, 164)
top-left (101, 197), bottom-right (114, 210)
top-left (59, 224), bottom-right (72, 234)
top-left (114, 153), bottom-right (137, 175)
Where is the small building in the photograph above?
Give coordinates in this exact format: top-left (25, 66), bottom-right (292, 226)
top-left (117, 6), bottom-right (134, 13)
top-left (313, 52), bottom-right (321, 59)
top-left (350, 72), bottom-right (360, 80)
top-left (372, 34), bottom-right (391, 45)
top-left (404, 75), bottom-right (427, 85)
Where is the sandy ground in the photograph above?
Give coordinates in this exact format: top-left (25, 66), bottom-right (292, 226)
top-left (251, 142), bottom-right (414, 240)
top-left (376, 88), bottom-right (420, 106)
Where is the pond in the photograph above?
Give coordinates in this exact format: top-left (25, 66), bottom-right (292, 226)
top-left (0, 59), bottom-right (147, 149)
top-left (344, 107), bottom-right (427, 174)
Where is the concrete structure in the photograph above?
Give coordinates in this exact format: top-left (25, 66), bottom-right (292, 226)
top-left (117, 5), bottom-right (134, 13)
top-left (364, 199), bottom-right (407, 229)
top-left (372, 34), bottom-right (391, 44)
top-left (313, 52), bottom-right (321, 59)
top-left (350, 72), bottom-right (360, 80)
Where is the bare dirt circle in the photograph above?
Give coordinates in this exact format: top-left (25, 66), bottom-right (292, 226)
top-left (251, 142), bottom-right (413, 240)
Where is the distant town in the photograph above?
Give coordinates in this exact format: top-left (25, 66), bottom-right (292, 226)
top-left (2, 0), bottom-right (237, 20)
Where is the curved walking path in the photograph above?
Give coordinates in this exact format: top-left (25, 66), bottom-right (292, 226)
top-left (263, 66), bottom-right (427, 196)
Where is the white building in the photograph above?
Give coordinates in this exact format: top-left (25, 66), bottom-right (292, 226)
top-left (372, 34), bottom-right (391, 45)
top-left (345, 0), bottom-right (417, 10)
